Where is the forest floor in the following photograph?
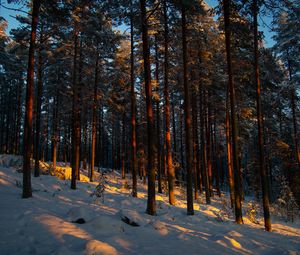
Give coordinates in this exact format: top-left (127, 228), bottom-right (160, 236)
top-left (0, 154), bottom-right (299, 255)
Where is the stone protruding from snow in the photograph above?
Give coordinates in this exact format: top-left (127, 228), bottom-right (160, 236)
top-left (67, 206), bottom-right (96, 223)
top-left (118, 209), bottom-right (151, 227)
top-left (85, 240), bottom-right (118, 255)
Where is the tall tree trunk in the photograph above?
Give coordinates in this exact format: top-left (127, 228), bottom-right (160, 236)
top-left (201, 92), bottom-right (210, 204)
top-left (223, 0), bottom-right (243, 224)
top-left (90, 54), bottom-right (99, 182)
top-left (214, 111), bottom-right (221, 197)
top-left (71, 26), bottom-right (79, 190)
top-left (155, 34), bottom-right (163, 194)
top-left (82, 115), bottom-right (88, 170)
top-left (226, 88), bottom-right (235, 208)
top-left (206, 92), bottom-right (213, 197)
top-left (141, 0), bottom-right (156, 215)
top-left (180, 109), bottom-right (185, 172)
top-left (192, 92), bottom-right (199, 200)
top-left (121, 113), bottom-right (126, 179)
top-left (15, 77), bottom-right (22, 155)
top-left (34, 27), bottom-right (43, 177)
top-left (22, 0), bottom-right (41, 198)
top-left (253, 0), bottom-right (271, 231)
top-left (164, 0), bottom-right (175, 205)
top-left (44, 98), bottom-right (50, 161)
top-left (130, 4), bottom-right (137, 197)
top-left (171, 98), bottom-right (177, 155)
top-left (181, 2), bottom-right (194, 215)
top-left (52, 94), bottom-right (58, 170)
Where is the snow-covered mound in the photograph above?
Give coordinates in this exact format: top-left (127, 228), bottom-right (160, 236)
top-left (0, 157), bottom-right (300, 255)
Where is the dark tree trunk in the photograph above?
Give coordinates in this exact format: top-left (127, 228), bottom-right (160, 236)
top-left (121, 113), bottom-right (126, 179)
top-left (90, 54), bottom-right (99, 182)
top-left (199, 85), bottom-right (210, 204)
top-left (253, 0), bottom-right (271, 231)
top-left (192, 92), bottom-right (199, 200)
top-left (22, 0), bottom-right (41, 198)
top-left (34, 27), bottom-right (43, 177)
top-left (206, 93), bottom-right (213, 197)
top-left (141, 0), bottom-right (156, 215)
top-left (82, 114), bottom-right (88, 170)
top-left (181, 2), bottom-right (194, 215)
top-left (154, 34), bottom-right (162, 194)
top-left (15, 78), bottom-right (22, 155)
top-left (44, 98), bottom-right (50, 161)
top-left (214, 112), bottom-right (221, 197)
top-left (130, 4), bottom-right (137, 197)
top-left (180, 109), bottom-right (185, 172)
top-left (71, 26), bottom-right (79, 190)
top-left (223, 0), bottom-right (243, 224)
top-left (52, 94), bottom-right (58, 170)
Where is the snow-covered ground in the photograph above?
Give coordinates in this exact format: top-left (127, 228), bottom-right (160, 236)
top-left (0, 154), bottom-right (299, 255)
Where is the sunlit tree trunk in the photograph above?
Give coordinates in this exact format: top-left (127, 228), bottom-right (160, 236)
top-left (164, 0), bottom-right (175, 205)
top-left (223, 0), bottom-right (243, 224)
top-left (226, 89), bottom-right (235, 208)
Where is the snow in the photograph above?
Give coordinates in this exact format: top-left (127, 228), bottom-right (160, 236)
top-left (0, 155), bottom-right (300, 255)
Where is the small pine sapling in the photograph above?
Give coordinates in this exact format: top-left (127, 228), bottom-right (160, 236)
top-left (90, 171), bottom-right (107, 203)
top-left (246, 200), bottom-right (260, 224)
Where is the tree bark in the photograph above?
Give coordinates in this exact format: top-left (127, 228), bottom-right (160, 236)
top-left (192, 92), bottom-right (199, 200)
top-left (121, 113), bottom-right (126, 179)
top-left (223, 0), bottom-right (243, 224)
top-left (71, 26), bottom-right (79, 190)
top-left (164, 0), bottom-right (175, 205)
top-left (206, 92), bottom-right (213, 197)
top-left (181, 2), bottom-right (194, 215)
top-left (22, 0), bottom-right (41, 198)
top-left (90, 54), bottom-right (99, 182)
top-left (140, 0), bottom-right (156, 215)
top-left (155, 34), bottom-right (163, 194)
top-left (52, 94), bottom-right (58, 170)
top-left (253, 0), bottom-right (271, 231)
top-left (226, 88), bottom-right (235, 208)
top-left (130, 3), bottom-right (137, 197)
top-left (34, 26), bottom-right (43, 177)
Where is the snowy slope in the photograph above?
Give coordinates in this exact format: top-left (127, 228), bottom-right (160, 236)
top-left (0, 156), bottom-right (299, 255)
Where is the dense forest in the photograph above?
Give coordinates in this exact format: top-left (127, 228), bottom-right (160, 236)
top-left (0, 0), bottom-right (299, 242)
